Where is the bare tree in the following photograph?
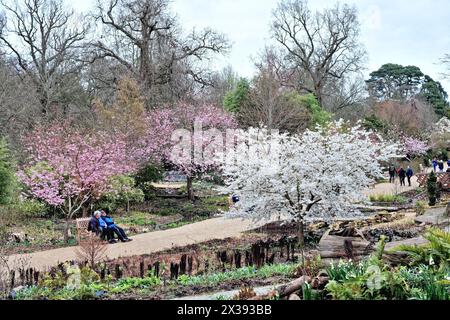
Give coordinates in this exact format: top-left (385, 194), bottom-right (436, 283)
top-left (0, 0), bottom-right (89, 116)
top-left (369, 99), bottom-right (437, 136)
top-left (0, 59), bottom-right (41, 148)
top-left (239, 60), bottom-right (313, 133)
top-left (271, 0), bottom-right (366, 109)
top-left (87, 0), bottom-right (230, 107)
top-left (322, 75), bottom-right (367, 115)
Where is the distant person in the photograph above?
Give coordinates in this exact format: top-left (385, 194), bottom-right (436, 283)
top-left (398, 167), bottom-right (406, 186)
top-left (388, 164), bottom-right (396, 183)
top-left (87, 211), bottom-right (116, 244)
top-left (439, 160), bottom-right (445, 172)
top-left (406, 166), bottom-right (414, 187)
top-left (447, 159), bottom-right (450, 168)
top-left (101, 209), bottom-right (132, 243)
top-left (432, 158), bottom-right (438, 172)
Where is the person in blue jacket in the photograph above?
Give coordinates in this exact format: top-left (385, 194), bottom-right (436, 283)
top-left (101, 209), bottom-right (132, 242)
top-left (406, 166), bottom-right (414, 187)
top-left (87, 211), bottom-right (116, 243)
top-left (432, 158), bottom-right (438, 172)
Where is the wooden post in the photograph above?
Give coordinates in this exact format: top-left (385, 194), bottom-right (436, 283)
top-left (139, 261), bottom-right (145, 278)
top-left (187, 256), bottom-right (193, 275)
top-left (180, 255), bottom-right (187, 275)
top-left (10, 270), bottom-right (15, 289)
top-left (115, 264), bottom-right (122, 279)
top-left (34, 271), bottom-right (40, 285)
top-left (153, 262), bottom-right (160, 278)
top-left (234, 251), bottom-right (241, 269)
top-left (170, 263), bottom-right (179, 280)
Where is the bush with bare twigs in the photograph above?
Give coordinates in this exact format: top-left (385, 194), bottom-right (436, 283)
top-left (75, 233), bottom-right (108, 270)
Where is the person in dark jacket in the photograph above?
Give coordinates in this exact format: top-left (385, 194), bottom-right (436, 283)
top-left (438, 160), bottom-right (445, 172)
top-left (398, 167), bottom-right (406, 186)
top-left (87, 211), bottom-right (117, 243)
top-left (388, 164), bottom-right (396, 183)
top-left (406, 166), bottom-right (414, 187)
top-left (101, 209), bottom-right (132, 242)
top-left (432, 158), bottom-right (438, 172)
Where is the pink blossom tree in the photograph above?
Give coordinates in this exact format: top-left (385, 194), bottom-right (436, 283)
top-left (403, 136), bottom-right (429, 159)
top-left (18, 123), bottom-right (138, 241)
top-left (148, 103), bottom-right (237, 200)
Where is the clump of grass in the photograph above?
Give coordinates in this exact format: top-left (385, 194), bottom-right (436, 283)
top-left (369, 194), bottom-right (407, 203)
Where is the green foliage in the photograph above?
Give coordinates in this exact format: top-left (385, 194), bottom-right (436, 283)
top-left (369, 194), bottom-right (407, 203)
top-left (366, 64), bottom-right (425, 100)
top-left (134, 164), bottom-right (163, 199)
top-left (391, 228), bottom-right (450, 269)
top-left (177, 264), bottom-right (296, 287)
top-left (100, 175), bottom-right (144, 211)
top-left (362, 115), bottom-right (388, 133)
top-left (325, 237), bottom-right (449, 300)
top-left (11, 198), bottom-right (48, 217)
top-left (427, 171), bottom-right (438, 206)
top-left (223, 78), bottom-right (250, 113)
top-left (367, 64), bottom-right (449, 116)
top-left (110, 276), bottom-right (161, 293)
top-left (287, 93), bottom-right (332, 128)
top-left (420, 76), bottom-right (450, 117)
top-left (415, 201), bottom-right (427, 216)
top-left (0, 138), bottom-right (17, 205)
top-left (115, 211), bottom-right (156, 227)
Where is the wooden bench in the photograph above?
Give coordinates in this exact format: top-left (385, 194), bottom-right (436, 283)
top-left (76, 217), bottom-right (91, 242)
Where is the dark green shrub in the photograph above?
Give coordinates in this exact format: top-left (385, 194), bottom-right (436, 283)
top-left (427, 171), bottom-right (438, 206)
top-left (134, 164), bottom-right (164, 200)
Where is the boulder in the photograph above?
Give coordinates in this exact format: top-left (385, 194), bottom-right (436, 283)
top-left (318, 230), bottom-right (372, 259)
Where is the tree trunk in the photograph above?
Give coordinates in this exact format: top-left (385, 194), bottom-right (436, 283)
top-left (64, 218), bottom-right (70, 243)
top-left (187, 176), bottom-right (194, 201)
top-left (82, 206), bottom-right (89, 218)
top-left (298, 218), bottom-right (305, 266)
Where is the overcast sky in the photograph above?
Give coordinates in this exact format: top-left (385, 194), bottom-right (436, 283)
top-left (72, 0), bottom-right (450, 92)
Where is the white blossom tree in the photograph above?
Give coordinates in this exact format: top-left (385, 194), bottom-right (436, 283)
top-left (219, 121), bottom-right (399, 247)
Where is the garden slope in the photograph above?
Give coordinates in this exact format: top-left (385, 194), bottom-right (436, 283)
top-left (4, 180), bottom-right (420, 272)
top-left (5, 216), bottom-right (265, 272)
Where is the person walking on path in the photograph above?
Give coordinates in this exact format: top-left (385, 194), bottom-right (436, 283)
top-left (388, 164), bottom-right (396, 183)
top-left (432, 158), bottom-right (438, 172)
top-left (398, 167), bottom-right (406, 186)
top-left (406, 166), bottom-right (414, 187)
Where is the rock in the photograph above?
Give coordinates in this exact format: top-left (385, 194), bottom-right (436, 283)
top-left (142, 228), bottom-right (150, 233)
top-left (9, 232), bottom-right (25, 243)
top-left (288, 294), bottom-right (301, 300)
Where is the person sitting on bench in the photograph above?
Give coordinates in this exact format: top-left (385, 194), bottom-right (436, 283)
top-left (101, 209), bottom-right (132, 242)
top-left (87, 210), bottom-right (117, 244)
